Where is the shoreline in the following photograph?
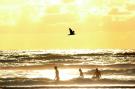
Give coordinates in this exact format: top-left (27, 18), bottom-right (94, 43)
top-left (2, 84), bottom-right (135, 88)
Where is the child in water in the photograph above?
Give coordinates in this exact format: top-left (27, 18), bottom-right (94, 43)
top-left (79, 68), bottom-right (84, 78)
top-left (54, 66), bottom-right (60, 81)
top-left (92, 68), bottom-right (101, 80)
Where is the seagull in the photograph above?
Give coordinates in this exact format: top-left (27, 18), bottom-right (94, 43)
top-left (68, 28), bottom-right (75, 35)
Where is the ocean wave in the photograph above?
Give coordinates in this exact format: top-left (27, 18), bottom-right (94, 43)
top-left (0, 50), bottom-right (135, 67)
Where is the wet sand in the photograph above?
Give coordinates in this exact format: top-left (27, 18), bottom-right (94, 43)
top-left (2, 84), bottom-right (135, 89)
top-left (1, 78), bottom-right (135, 88)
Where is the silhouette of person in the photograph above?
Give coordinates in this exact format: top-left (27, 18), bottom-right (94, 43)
top-left (92, 68), bottom-right (101, 80)
top-left (54, 66), bottom-right (60, 81)
top-left (79, 68), bottom-right (84, 78)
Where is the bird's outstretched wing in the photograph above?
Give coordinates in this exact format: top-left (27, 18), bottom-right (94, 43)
top-left (69, 28), bottom-right (73, 33)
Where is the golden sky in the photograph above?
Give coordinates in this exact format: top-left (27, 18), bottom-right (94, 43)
top-left (0, 0), bottom-right (135, 50)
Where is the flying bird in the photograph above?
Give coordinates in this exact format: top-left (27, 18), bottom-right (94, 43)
top-left (68, 28), bottom-right (75, 35)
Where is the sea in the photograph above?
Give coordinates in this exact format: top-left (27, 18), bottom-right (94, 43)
top-left (1, 49), bottom-right (135, 88)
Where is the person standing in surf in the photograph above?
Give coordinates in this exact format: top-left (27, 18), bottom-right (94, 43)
top-left (92, 68), bottom-right (101, 80)
top-left (54, 66), bottom-right (60, 81)
top-left (79, 68), bottom-right (84, 78)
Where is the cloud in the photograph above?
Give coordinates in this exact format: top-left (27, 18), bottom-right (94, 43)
top-left (63, 0), bottom-right (75, 3)
top-left (46, 5), bottom-right (61, 14)
top-left (42, 13), bottom-right (78, 24)
top-left (127, 4), bottom-right (135, 11)
top-left (103, 15), bottom-right (135, 32)
top-left (108, 8), bottom-right (128, 15)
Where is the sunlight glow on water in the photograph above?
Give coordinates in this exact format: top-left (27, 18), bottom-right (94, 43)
top-left (26, 69), bottom-right (78, 80)
top-left (26, 70), bottom-right (54, 79)
top-left (1, 69), bottom-right (135, 81)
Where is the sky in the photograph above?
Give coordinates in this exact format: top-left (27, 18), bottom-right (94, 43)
top-left (0, 0), bottom-right (135, 50)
